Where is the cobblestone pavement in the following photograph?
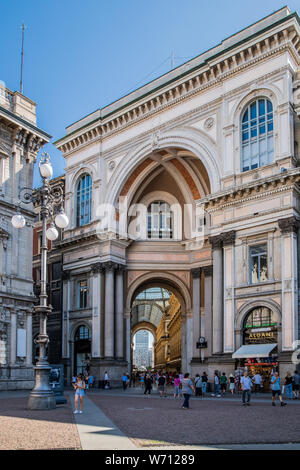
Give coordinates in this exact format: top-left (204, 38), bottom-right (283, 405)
top-left (90, 393), bottom-right (300, 447)
top-left (0, 395), bottom-right (81, 450)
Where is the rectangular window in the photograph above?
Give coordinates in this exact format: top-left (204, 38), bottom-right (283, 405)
top-left (78, 280), bottom-right (88, 309)
top-left (249, 244), bottom-right (268, 284)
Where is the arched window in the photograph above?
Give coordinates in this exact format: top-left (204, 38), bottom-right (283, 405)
top-left (244, 307), bottom-right (275, 329)
top-left (75, 325), bottom-right (90, 341)
top-left (241, 98), bottom-right (274, 172)
top-left (76, 174), bottom-right (92, 226)
top-left (147, 201), bottom-right (173, 239)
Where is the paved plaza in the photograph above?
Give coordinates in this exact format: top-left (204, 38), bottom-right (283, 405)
top-left (0, 387), bottom-right (300, 450)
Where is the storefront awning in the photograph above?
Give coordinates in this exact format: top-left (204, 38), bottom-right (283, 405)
top-left (232, 343), bottom-right (277, 359)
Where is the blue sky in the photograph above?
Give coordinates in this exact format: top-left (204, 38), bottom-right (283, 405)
top-left (1, 0), bottom-right (299, 186)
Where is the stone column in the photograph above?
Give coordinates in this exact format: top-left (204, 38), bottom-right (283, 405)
top-left (26, 311), bottom-right (33, 367)
top-left (278, 217), bottom-right (299, 350)
top-left (203, 265), bottom-right (213, 358)
top-left (104, 262), bottom-right (115, 359)
top-left (10, 310), bottom-right (17, 366)
top-left (91, 263), bottom-right (102, 358)
top-left (186, 313), bottom-right (193, 374)
top-left (115, 266), bottom-right (125, 360)
top-left (209, 234), bottom-right (224, 355)
top-left (191, 268), bottom-right (201, 359)
top-left (124, 310), bottom-right (131, 373)
top-left (181, 318), bottom-right (187, 373)
top-left (223, 231), bottom-right (236, 353)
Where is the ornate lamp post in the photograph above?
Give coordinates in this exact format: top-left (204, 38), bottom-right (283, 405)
top-left (11, 153), bottom-right (69, 410)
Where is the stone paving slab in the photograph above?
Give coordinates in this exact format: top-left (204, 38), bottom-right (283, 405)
top-left (90, 394), bottom-right (300, 447)
top-left (0, 395), bottom-right (81, 450)
top-left (70, 393), bottom-right (136, 450)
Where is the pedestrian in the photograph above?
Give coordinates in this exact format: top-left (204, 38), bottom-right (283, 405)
top-left (122, 372), bottom-right (129, 391)
top-left (271, 372), bottom-right (286, 407)
top-left (158, 372), bottom-right (167, 397)
top-left (140, 373), bottom-right (144, 388)
top-left (229, 374), bottom-right (235, 395)
top-left (181, 373), bottom-right (195, 409)
top-left (240, 371), bottom-right (252, 406)
top-left (283, 372), bottom-right (293, 399)
top-left (73, 374), bottom-right (86, 414)
top-left (220, 372), bottom-right (228, 396)
top-left (104, 371), bottom-right (110, 389)
top-left (173, 374), bottom-right (181, 398)
top-left (195, 374), bottom-right (203, 397)
top-left (253, 372), bottom-right (262, 393)
top-left (293, 370), bottom-right (300, 399)
top-left (88, 374), bottom-right (94, 389)
top-left (211, 372), bottom-right (221, 397)
top-left (144, 373), bottom-right (153, 397)
top-left (201, 371), bottom-right (208, 395)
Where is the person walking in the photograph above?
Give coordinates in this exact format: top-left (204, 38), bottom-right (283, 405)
top-left (229, 374), bottom-right (235, 395)
top-left (283, 372), bottom-right (293, 400)
top-left (144, 373), bottom-right (153, 397)
top-left (201, 372), bottom-right (208, 395)
top-left (211, 372), bottom-right (221, 397)
top-left (271, 372), bottom-right (286, 407)
top-left (122, 372), bottom-right (129, 391)
top-left (181, 373), bottom-right (195, 409)
top-left (158, 372), bottom-right (167, 397)
top-left (194, 374), bottom-right (203, 397)
top-left (73, 374), bottom-right (86, 414)
top-left (173, 374), bottom-right (181, 398)
top-left (293, 370), bottom-right (300, 399)
top-left (240, 371), bottom-right (252, 406)
top-left (220, 373), bottom-right (228, 396)
top-left (104, 371), bottom-right (110, 389)
top-left (253, 372), bottom-right (262, 393)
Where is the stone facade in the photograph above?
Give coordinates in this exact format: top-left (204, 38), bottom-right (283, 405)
top-left (0, 83), bottom-right (50, 390)
top-left (54, 8), bottom-right (300, 385)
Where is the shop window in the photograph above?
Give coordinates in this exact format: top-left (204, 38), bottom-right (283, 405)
top-left (78, 280), bottom-right (88, 309)
top-left (241, 98), bottom-right (274, 172)
top-left (147, 201), bottom-right (173, 239)
top-left (249, 244), bottom-right (268, 284)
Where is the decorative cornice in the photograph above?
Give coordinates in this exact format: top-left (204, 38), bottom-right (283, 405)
top-left (55, 22), bottom-right (300, 156)
top-left (278, 216), bottom-right (300, 233)
top-left (204, 168), bottom-right (300, 212)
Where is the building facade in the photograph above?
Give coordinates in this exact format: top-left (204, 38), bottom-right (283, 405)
top-left (55, 8), bottom-right (300, 385)
top-left (0, 83), bottom-right (50, 390)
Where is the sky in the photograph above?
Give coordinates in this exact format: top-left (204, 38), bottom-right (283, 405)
top-left (1, 0), bottom-right (299, 186)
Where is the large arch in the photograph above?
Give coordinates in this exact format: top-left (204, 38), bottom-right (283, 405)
top-left (106, 126), bottom-right (221, 207)
top-left (126, 271), bottom-right (192, 316)
top-left (131, 322), bottom-right (157, 340)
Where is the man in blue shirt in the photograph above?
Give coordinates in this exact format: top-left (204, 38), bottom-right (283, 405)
top-left (240, 371), bottom-right (252, 406)
top-left (270, 372), bottom-right (286, 407)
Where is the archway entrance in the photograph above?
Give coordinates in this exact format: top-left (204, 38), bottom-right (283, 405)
top-left (74, 325), bottom-right (91, 375)
top-left (130, 286), bottom-right (182, 373)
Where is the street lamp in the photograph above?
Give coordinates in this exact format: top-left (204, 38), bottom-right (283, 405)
top-left (11, 152), bottom-right (69, 410)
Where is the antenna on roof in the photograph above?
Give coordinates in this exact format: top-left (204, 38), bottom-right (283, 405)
top-left (171, 51), bottom-right (174, 70)
top-left (20, 23), bottom-right (26, 94)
